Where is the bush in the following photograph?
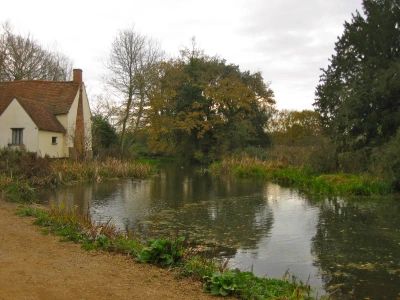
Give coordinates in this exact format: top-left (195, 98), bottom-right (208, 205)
top-left (0, 149), bottom-right (51, 181)
top-left (3, 180), bottom-right (36, 203)
top-left (337, 149), bottom-right (370, 173)
top-left (307, 138), bottom-right (337, 173)
top-left (371, 129), bottom-right (400, 190)
top-left (137, 237), bottom-right (185, 266)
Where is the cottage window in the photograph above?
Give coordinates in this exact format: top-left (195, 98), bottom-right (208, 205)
top-left (52, 137), bottom-right (58, 145)
top-left (11, 128), bottom-right (24, 145)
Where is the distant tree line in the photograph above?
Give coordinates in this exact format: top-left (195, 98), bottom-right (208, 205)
top-left (0, 23), bottom-right (72, 81)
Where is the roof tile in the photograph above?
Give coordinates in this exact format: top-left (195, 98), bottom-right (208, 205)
top-left (0, 80), bottom-right (80, 133)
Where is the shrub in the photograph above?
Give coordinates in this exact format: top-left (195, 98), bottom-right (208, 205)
top-left (307, 138), bottom-right (337, 173)
top-left (137, 237), bottom-right (185, 266)
top-left (0, 149), bottom-right (52, 183)
top-left (3, 180), bottom-right (36, 203)
top-left (370, 129), bottom-right (400, 190)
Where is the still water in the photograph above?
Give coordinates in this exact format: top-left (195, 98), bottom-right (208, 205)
top-left (42, 164), bottom-right (400, 299)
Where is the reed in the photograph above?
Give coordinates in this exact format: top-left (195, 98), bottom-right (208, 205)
top-left (51, 158), bottom-right (154, 184)
top-left (0, 149), bottom-right (154, 203)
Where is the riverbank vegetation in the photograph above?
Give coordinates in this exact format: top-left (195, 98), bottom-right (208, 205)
top-left (210, 156), bottom-right (391, 196)
top-left (0, 149), bottom-right (153, 203)
top-left (17, 204), bottom-right (313, 299)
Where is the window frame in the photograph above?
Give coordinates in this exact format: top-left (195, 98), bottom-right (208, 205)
top-left (11, 128), bottom-right (24, 145)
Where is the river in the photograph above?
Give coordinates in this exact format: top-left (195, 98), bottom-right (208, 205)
top-left (41, 164), bottom-right (400, 299)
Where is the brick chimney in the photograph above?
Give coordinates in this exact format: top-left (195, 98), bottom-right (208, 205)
top-left (73, 69), bottom-right (82, 83)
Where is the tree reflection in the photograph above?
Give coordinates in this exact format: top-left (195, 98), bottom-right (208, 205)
top-left (133, 164), bottom-right (274, 256)
top-left (311, 197), bottom-right (400, 299)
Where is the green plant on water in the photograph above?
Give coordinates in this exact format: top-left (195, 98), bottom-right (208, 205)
top-left (137, 237), bottom-right (185, 266)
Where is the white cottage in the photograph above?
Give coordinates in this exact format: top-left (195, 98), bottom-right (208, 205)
top-left (0, 69), bottom-right (92, 158)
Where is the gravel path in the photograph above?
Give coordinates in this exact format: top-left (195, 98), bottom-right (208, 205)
top-left (0, 200), bottom-right (216, 300)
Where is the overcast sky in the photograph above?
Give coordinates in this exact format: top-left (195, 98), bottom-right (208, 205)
top-left (1, 0), bottom-right (363, 110)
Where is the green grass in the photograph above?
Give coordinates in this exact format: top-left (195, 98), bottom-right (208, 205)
top-left (204, 270), bottom-right (310, 299)
top-left (0, 178), bottom-right (36, 203)
top-left (211, 157), bottom-right (392, 196)
top-left (16, 205), bottom-right (313, 299)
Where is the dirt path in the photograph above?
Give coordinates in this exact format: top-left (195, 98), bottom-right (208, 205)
top-left (0, 200), bottom-right (217, 300)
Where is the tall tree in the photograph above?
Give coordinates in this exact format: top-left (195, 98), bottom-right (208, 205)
top-left (106, 28), bottom-right (163, 152)
top-left (269, 109), bottom-right (322, 145)
top-left (147, 51), bottom-right (275, 162)
top-left (91, 114), bottom-right (118, 155)
top-left (314, 0), bottom-right (400, 151)
top-left (0, 24), bottom-right (72, 81)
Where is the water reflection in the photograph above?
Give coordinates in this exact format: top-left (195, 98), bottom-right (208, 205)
top-left (41, 165), bottom-right (400, 298)
top-left (312, 197), bottom-right (400, 299)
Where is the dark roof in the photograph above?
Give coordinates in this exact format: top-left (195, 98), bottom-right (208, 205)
top-left (0, 80), bottom-right (80, 133)
top-left (0, 80), bottom-right (80, 115)
top-left (17, 97), bottom-right (66, 133)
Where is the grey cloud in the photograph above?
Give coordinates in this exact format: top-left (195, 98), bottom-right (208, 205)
top-left (233, 0), bottom-right (363, 108)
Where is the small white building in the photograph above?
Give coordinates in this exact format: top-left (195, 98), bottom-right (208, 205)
top-left (0, 69), bottom-right (92, 158)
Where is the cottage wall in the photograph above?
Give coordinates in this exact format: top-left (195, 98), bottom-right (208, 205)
top-left (37, 131), bottom-right (66, 158)
top-left (81, 85), bottom-right (92, 152)
top-left (0, 99), bottom-right (39, 152)
top-left (66, 91), bottom-right (79, 155)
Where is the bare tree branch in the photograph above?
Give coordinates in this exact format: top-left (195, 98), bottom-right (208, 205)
top-left (0, 23), bottom-right (72, 81)
top-left (106, 27), bottom-right (164, 152)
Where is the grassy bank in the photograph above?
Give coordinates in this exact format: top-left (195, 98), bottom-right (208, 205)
top-left (17, 204), bottom-right (313, 300)
top-left (0, 150), bottom-right (154, 203)
top-left (210, 156), bottom-right (392, 196)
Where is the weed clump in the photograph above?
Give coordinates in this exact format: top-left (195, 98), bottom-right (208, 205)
top-left (137, 237), bottom-right (185, 266)
top-left (204, 270), bottom-right (311, 299)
